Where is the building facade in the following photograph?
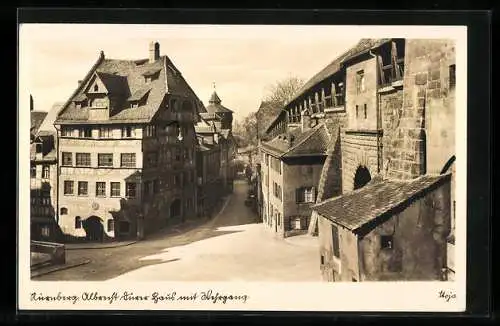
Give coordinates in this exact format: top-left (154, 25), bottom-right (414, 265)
top-left (53, 42), bottom-right (202, 241)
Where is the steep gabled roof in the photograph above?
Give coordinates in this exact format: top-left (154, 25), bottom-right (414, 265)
top-left (312, 173), bottom-right (451, 234)
top-left (55, 51), bottom-right (204, 125)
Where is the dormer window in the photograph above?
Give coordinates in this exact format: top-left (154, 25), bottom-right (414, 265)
top-left (130, 102), bottom-right (139, 108)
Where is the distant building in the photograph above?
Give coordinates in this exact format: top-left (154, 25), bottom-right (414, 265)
top-left (30, 104), bottom-right (58, 241)
top-left (194, 88), bottom-right (236, 218)
top-left (53, 42), bottom-right (201, 241)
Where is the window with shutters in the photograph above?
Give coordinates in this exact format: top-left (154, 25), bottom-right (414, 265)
top-left (332, 225), bottom-right (340, 258)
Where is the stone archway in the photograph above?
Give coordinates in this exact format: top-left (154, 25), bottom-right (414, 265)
top-left (83, 215), bottom-right (105, 242)
top-left (353, 165), bottom-right (372, 190)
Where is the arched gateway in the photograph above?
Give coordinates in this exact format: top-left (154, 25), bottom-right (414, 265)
top-left (353, 165), bottom-right (372, 190)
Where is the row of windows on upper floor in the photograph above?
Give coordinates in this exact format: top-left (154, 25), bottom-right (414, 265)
top-left (60, 149), bottom-right (193, 168)
top-left (60, 124), bottom-right (185, 139)
top-left (62, 172), bottom-right (195, 199)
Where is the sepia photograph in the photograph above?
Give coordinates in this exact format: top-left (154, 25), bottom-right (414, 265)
top-left (18, 22), bottom-right (467, 311)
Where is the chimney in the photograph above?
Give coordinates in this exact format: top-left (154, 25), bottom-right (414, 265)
top-left (149, 41), bottom-right (160, 63)
top-left (301, 108), bottom-right (311, 132)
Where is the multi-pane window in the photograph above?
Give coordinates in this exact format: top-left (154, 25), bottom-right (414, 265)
top-left (61, 127), bottom-right (72, 137)
top-left (96, 182), bottom-right (106, 197)
top-left (120, 153), bottom-right (136, 167)
top-left (110, 182), bottom-right (120, 197)
top-left (98, 153), bottom-right (113, 167)
top-left (296, 187), bottom-right (315, 203)
top-left (42, 165), bottom-right (50, 179)
top-left (356, 70), bottom-right (365, 94)
top-left (62, 152), bottom-right (72, 166)
top-left (99, 127), bottom-right (113, 138)
top-left (76, 153), bottom-right (91, 167)
top-left (125, 182), bottom-right (136, 198)
top-left (77, 181), bottom-right (88, 196)
top-left (121, 126), bottom-right (134, 138)
top-left (78, 127), bottom-right (92, 138)
top-left (332, 225), bottom-right (340, 258)
top-left (63, 181), bottom-right (74, 195)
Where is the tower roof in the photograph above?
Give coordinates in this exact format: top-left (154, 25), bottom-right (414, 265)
top-left (205, 90), bottom-right (233, 114)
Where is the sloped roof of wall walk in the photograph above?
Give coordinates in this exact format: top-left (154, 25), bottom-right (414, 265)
top-left (55, 52), bottom-right (204, 125)
top-left (283, 38), bottom-right (392, 110)
top-left (312, 173), bottom-right (451, 234)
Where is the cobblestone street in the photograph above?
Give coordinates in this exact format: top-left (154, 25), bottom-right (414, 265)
top-left (34, 180), bottom-right (321, 282)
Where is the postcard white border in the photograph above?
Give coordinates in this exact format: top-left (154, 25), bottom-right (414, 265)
top-left (18, 24), bottom-right (467, 312)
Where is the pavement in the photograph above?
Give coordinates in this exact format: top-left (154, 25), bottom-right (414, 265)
top-left (34, 181), bottom-right (321, 282)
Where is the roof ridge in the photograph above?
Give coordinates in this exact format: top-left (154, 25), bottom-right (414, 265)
top-left (283, 122), bottom-right (325, 155)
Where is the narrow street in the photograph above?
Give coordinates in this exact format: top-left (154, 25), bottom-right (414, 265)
top-left (35, 180), bottom-right (321, 282)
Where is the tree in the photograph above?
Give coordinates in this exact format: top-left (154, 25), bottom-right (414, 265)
top-left (263, 76), bottom-right (305, 107)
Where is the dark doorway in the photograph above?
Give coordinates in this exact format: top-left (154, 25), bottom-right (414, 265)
top-left (83, 216), bottom-right (105, 242)
top-left (354, 165), bottom-right (371, 190)
top-left (170, 199), bottom-right (181, 218)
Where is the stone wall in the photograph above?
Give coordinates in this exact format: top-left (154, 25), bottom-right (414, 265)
top-left (318, 214), bottom-right (360, 282)
top-left (341, 132), bottom-right (379, 193)
top-left (358, 178), bottom-right (451, 281)
top-left (387, 39), bottom-right (455, 180)
top-left (380, 88), bottom-right (405, 176)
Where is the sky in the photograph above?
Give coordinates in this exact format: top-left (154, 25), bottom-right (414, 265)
top-left (19, 24), bottom-right (361, 122)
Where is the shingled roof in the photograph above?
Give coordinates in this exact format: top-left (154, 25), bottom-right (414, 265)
top-left (55, 50), bottom-right (203, 125)
top-left (312, 173), bottom-right (451, 234)
top-left (31, 111), bottom-right (48, 135)
top-left (260, 123), bottom-right (330, 158)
